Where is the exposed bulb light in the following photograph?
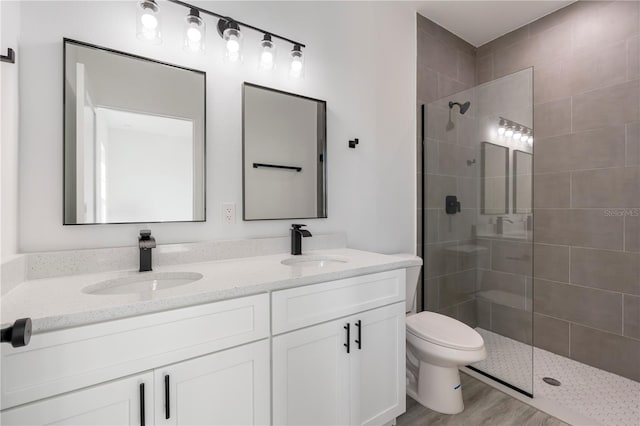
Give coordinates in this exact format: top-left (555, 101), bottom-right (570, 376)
top-left (218, 19), bottom-right (243, 62)
top-left (137, 0), bottom-right (162, 44)
top-left (184, 8), bottom-right (205, 52)
top-left (513, 127), bottom-right (522, 140)
top-left (290, 45), bottom-right (304, 78)
top-left (498, 119), bottom-right (506, 135)
top-left (259, 34), bottom-right (276, 70)
top-left (505, 127), bottom-right (514, 138)
top-left (528, 135), bottom-right (534, 144)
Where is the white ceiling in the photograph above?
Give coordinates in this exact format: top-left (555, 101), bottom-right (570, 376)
top-left (416, 1), bottom-right (576, 47)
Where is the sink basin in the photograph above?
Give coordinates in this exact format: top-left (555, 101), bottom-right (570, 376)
top-left (281, 255), bottom-right (349, 268)
top-left (83, 272), bottom-right (203, 296)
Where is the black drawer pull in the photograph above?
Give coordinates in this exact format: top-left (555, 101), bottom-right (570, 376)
top-left (165, 374), bottom-right (170, 419)
top-left (344, 323), bottom-right (350, 353)
top-left (139, 383), bottom-right (145, 426)
top-left (355, 320), bottom-right (362, 350)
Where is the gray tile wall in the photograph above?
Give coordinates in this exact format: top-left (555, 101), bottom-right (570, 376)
top-left (416, 14), bottom-right (477, 323)
top-left (476, 1), bottom-right (640, 381)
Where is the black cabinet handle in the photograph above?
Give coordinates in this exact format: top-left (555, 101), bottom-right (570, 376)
top-left (1, 318), bottom-right (32, 348)
top-left (344, 323), bottom-right (350, 354)
top-left (139, 383), bottom-right (145, 426)
top-left (165, 374), bottom-right (170, 419)
top-left (355, 320), bottom-right (362, 350)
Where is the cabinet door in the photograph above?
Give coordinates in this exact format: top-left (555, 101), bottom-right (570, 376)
top-left (1, 372), bottom-right (153, 426)
top-left (273, 318), bottom-right (351, 426)
top-left (155, 339), bottom-right (270, 426)
top-left (351, 303), bottom-right (406, 426)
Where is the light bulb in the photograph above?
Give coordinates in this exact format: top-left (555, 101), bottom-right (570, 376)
top-left (520, 133), bottom-right (529, 142)
top-left (514, 131), bottom-right (522, 140)
top-left (184, 9), bottom-right (205, 52)
top-left (528, 136), bottom-right (534, 144)
top-left (498, 126), bottom-right (505, 135)
top-left (226, 36), bottom-right (240, 53)
top-left (220, 20), bottom-right (243, 62)
top-left (259, 34), bottom-right (276, 70)
top-left (290, 45), bottom-right (304, 78)
top-left (136, 0), bottom-right (161, 44)
top-left (505, 128), bottom-right (514, 138)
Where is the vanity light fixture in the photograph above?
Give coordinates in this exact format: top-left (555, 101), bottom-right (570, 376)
top-left (505, 127), bottom-right (514, 138)
top-left (290, 45), bottom-right (304, 78)
top-left (218, 19), bottom-right (243, 62)
top-left (513, 126), bottom-right (522, 141)
top-left (137, 0), bottom-right (162, 44)
top-left (259, 34), bottom-right (276, 70)
top-left (184, 8), bottom-right (205, 52)
top-left (497, 116), bottom-right (533, 144)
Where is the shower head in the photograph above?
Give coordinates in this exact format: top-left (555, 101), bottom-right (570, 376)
top-left (449, 101), bottom-right (471, 115)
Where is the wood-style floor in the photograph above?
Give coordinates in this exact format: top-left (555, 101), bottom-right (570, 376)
top-left (396, 373), bottom-right (568, 426)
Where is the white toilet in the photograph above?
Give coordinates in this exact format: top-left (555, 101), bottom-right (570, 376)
top-left (398, 256), bottom-right (487, 415)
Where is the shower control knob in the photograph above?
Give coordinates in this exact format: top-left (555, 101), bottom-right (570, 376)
top-left (1, 318), bottom-right (32, 348)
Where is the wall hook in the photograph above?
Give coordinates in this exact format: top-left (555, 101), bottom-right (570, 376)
top-left (0, 48), bottom-right (15, 64)
top-left (348, 138), bottom-right (359, 149)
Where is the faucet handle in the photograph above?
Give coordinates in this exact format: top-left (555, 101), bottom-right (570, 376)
top-left (291, 224), bottom-right (307, 229)
top-left (140, 229), bottom-right (152, 239)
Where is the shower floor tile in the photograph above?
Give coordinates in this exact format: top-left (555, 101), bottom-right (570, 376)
top-left (472, 328), bottom-right (640, 426)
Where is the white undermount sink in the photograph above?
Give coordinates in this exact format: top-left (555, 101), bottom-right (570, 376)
top-left (83, 272), bottom-right (203, 296)
top-left (281, 255), bottom-right (349, 268)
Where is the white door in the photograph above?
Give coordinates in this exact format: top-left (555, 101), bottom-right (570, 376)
top-left (155, 339), bottom-right (270, 426)
top-left (351, 303), bottom-right (406, 426)
top-left (272, 318), bottom-right (352, 426)
top-left (1, 372), bottom-right (153, 426)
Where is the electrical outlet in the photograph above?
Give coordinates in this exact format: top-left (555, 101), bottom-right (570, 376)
top-left (222, 202), bottom-right (236, 225)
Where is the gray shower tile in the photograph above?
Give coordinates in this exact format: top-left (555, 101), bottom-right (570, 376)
top-left (438, 209), bottom-right (475, 243)
top-left (623, 295), bottom-right (640, 340)
top-left (625, 214), bottom-right (640, 253)
top-left (572, 80), bottom-right (640, 132)
top-left (533, 98), bottom-right (571, 139)
top-left (419, 32), bottom-right (459, 80)
top-left (571, 167), bottom-right (640, 208)
top-left (570, 324), bottom-right (640, 382)
top-left (477, 298), bottom-right (491, 329)
top-left (476, 54), bottom-right (493, 84)
top-left (437, 74), bottom-right (468, 100)
top-left (477, 269), bottom-right (527, 309)
top-left (457, 51), bottom-right (475, 86)
top-left (491, 304), bottom-right (533, 345)
top-left (425, 242), bottom-right (458, 278)
top-left (417, 67), bottom-right (438, 105)
top-left (570, 247), bottom-right (640, 295)
top-left (569, 40), bottom-right (627, 95)
top-left (424, 209), bottom-right (439, 244)
top-left (533, 60), bottom-right (571, 104)
top-left (457, 299), bottom-right (478, 328)
top-left (627, 122), bottom-right (639, 167)
top-left (534, 278), bottom-right (623, 334)
top-left (572, 1), bottom-right (640, 54)
top-left (425, 174), bottom-right (456, 209)
top-left (491, 240), bottom-right (532, 275)
top-left (533, 313), bottom-right (570, 357)
top-left (534, 209), bottom-right (572, 246)
top-left (437, 270), bottom-right (477, 309)
top-left (534, 244), bottom-right (570, 283)
top-left (567, 209), bottom-right (624, 251)
top-left (629, 35), bottom-right (640, 81)
top-left (533, 173), bottom-right (570, 208)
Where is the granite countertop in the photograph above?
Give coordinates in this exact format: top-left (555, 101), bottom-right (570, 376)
top-left (1, 248), bottom-right (421, 333)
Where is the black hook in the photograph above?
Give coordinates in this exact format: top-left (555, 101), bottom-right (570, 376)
top-left (348, 138), bottom-right (359, 149)
top-left (1, 318), bottom-right (32, 347)
top-left (1, 48), bottom-right (15, 64)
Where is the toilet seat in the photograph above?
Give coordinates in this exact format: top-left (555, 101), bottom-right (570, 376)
top-left (406, 312), bottom-right (484, 351)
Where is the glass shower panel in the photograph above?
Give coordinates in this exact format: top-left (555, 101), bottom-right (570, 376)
top-left (422, 68), bottom-right (534, 396)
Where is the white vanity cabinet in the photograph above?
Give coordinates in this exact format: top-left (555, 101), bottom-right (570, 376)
top-left (272, 270), bottom-right (406, 426)
top-left (1, 372), bottom-right (154, 426)
top-left (155, 339), bottom-right (270, 426)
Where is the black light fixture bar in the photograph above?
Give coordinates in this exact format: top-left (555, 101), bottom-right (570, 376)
top-left (253, 163), bottom-right (302, 172)
top-left (166, 0), bottom-right (306, 48)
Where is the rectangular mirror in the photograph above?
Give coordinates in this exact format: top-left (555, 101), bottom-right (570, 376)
top-left (64, 39), bottom-right (206, 225)
top-left (481, 141), bottom-right (509, 215)
top-left (242, 83), bottom-right (327, 220)
top-left (513, 150), bottom-right (532, 214)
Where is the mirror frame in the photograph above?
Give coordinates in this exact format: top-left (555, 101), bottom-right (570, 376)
top-left (62, 38), bottom-right (207, 225)
top-left (513, 149), bottom-right (533, 214)
top-left (480, 141), bottom-right (509, 215)
top-left (241, 82), bottom-right (327, 221)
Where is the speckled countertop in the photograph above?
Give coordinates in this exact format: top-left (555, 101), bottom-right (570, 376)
top-left (1, 249), bottom-right (421, 333)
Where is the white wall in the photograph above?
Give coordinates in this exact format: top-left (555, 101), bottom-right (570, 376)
top-left (1, 0), bottom-right (21, 260)
top-left (16, 1), bottom-right (417, 254)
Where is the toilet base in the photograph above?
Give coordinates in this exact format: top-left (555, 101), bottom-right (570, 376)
top-left (410, 361), bottom-right (464, 415)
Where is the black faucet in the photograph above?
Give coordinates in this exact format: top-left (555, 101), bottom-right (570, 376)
top-left (291, 224), bottom-right (312, 255)
top-left (139, 229), bottom-right (156, 272)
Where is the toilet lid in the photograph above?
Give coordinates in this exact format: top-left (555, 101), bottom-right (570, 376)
top-left (406, 312), bottom-right (484, 351)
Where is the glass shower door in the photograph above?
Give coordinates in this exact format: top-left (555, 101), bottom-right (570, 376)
top-left (421, 68), bottom-right (534, 396)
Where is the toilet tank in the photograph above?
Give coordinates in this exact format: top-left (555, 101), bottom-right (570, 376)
top-left (391, 254), bottom-right (421, 314)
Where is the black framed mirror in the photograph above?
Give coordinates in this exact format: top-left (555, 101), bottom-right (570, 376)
top-left (63, 39), bottom-right (206, 225)
top-left (242, 83), bottom-right (327, 221)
